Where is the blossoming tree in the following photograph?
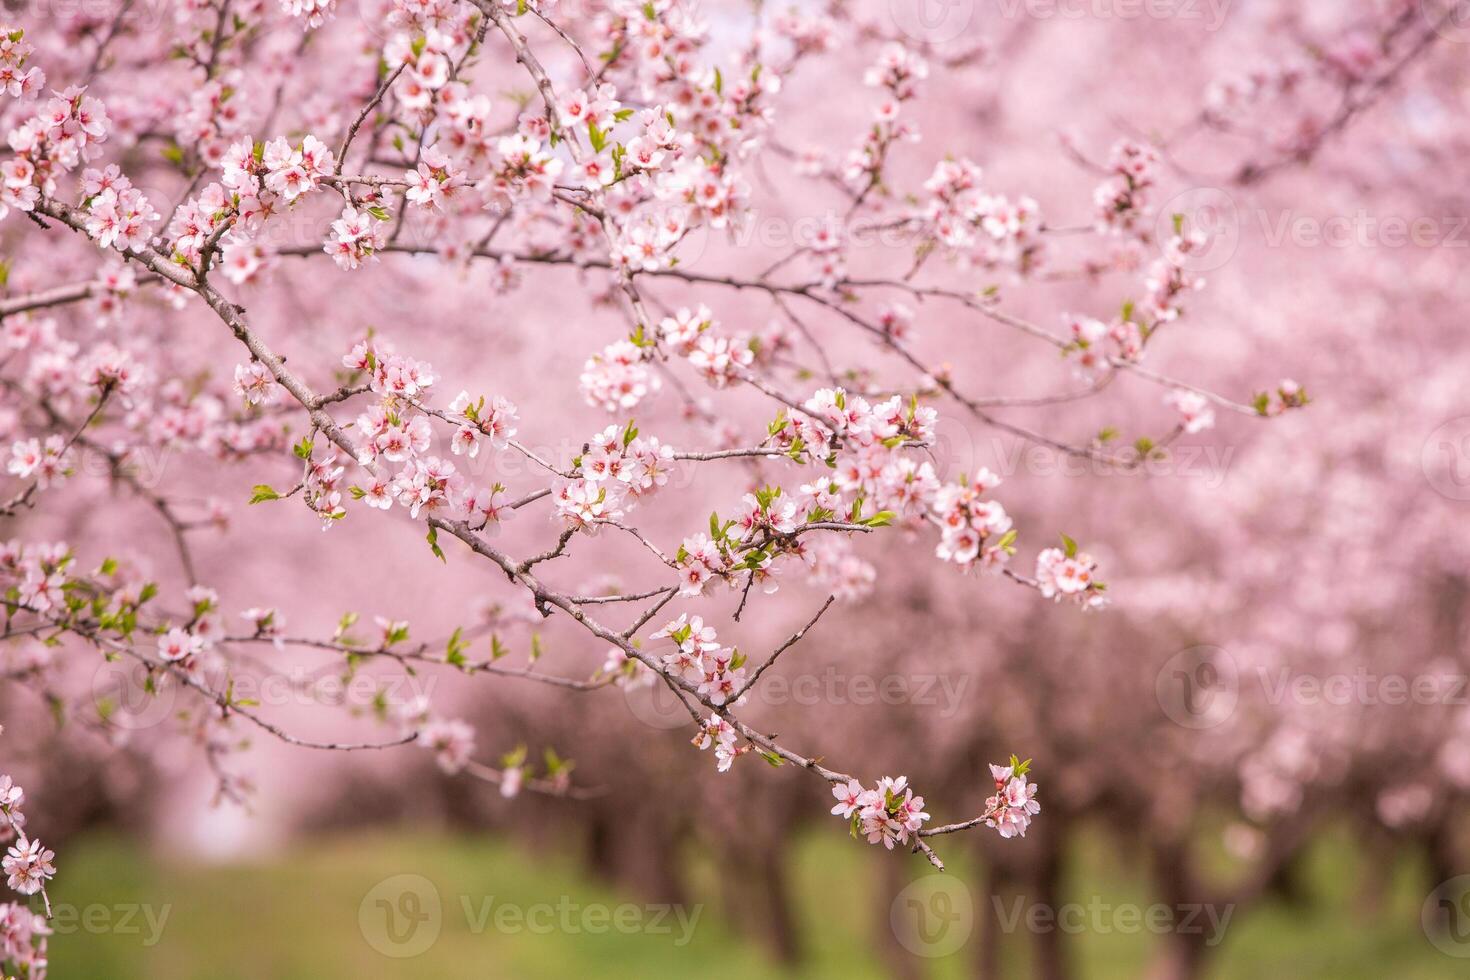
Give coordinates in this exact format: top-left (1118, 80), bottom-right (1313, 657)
top-left (10, 0), bottom-right (1447, 973)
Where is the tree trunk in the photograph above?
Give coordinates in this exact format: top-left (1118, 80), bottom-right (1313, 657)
top-left (756, 843), bottom-right (802, 964)
top-left (978, 862), bottom-right (1020, 980)
top-left (1145, 930), bottom-right (1211, 980)
top-left (875, 856), bottom-right (925, 980)
top-left (1030, 833), bottom-right (1071, 980)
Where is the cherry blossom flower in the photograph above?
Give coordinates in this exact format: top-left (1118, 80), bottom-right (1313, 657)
top-left (420, 718), bottom-right (475, 774)
top-left (2, 837), bottom-right (54, 896)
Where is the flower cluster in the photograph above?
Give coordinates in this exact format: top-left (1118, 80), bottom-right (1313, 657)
top-left (481, 130), bottom-right (563, 206)
top-left (918, 158), bottom-right (1044, 272)
top-left (579, 339), bottom-right (660, 412)
top-left (934, 468), bottom-right (1014, 571)
top-left (830, 775), bottom-right (930, 850)
top-left (1035, 544), bottom-right (1106, 609)
top-left (6, 434), bottom-right (71, 489)
top-left (324, 204), bottom-right (389, 271)
top-left (691, 713), bottom-right (742, 772)
top-left (1145, 232), bottom-right (1209, 322)
top-left (1166, 389), bottom-right (1216, 434)
top-left (1094, 139), bottom-right (1160, 235)
top-left (0, 898), bottom-right (50, 980)
top-left (840, 44), bottom-right (924, 205)
top-left (404, 144), bottom-right (467, 211)
top-left (419, 717), bottom-right (476, 774)
top-left (983, 761), bottom-right (1041, 839)
top-left (0, 769), bottom-right (56, 979)
top-left (553, 422), bottom-right (673, 530)
top-left (653, 614), bottom-right (746, 710)
top-left (0, 26), bottom-right (43, 100)
top-left (8, 83), bottom-right (107, 198)
top-left (654, 305), bottom-right (756, 391)
top-left (80, 163), bottom-right (157, 253)
top-left (176, 76), bottom-right (250, 170)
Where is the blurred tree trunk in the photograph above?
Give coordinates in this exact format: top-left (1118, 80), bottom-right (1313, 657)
top-left (1352, 827), bottom-right (1393, 921)
top-left (756, 841), bottom-right (802, 964)
top-left (1428, 820), bottom-right (1463, 897)
top-left (875, 856), bottom-right (924, 980)
top-left (1143, 839), bottom-right (1214, 980)
top-left (978, 856), bottom-right (1023, 980)
top-left (1261, 845), bottom-right (1311, 910)
top-left (1145, 932), bottom-right (1211, 980)
top-left (1031, 830), bottom-right (1072, 980)
top-left (582, 807), bottom-right (689, 906)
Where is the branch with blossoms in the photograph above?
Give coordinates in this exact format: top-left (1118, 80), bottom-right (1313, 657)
top-left (0, 0), bottom-right (1314, 912)
top-left (0, 540), bottom-right (601, 812)
top-left (1, 741), bottom-right (55, 978)
top-left (1153, 0), bottom-right (1470, 186)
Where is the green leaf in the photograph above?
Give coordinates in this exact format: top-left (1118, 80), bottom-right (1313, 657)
top-left (249, 484), bottom-right (280, 504)
top-left (1060, 533), bottom-right (1078, 558)
top-left (446, 627), bottom-right (467, 667)
top-left (426, 526), bottom-right (446, 563)
top-left (587, 122), bottom-right (607, 153)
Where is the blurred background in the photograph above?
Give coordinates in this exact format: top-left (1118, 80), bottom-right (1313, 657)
top-left (5, 0), bottom-right (1470, 977)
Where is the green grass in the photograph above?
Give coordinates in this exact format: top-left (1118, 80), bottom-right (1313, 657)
top-left (39, 826), bottom-right (1460, 979)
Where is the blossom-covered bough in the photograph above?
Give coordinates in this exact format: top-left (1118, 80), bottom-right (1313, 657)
top-left (13, 0), bottom-right (1446, 968)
